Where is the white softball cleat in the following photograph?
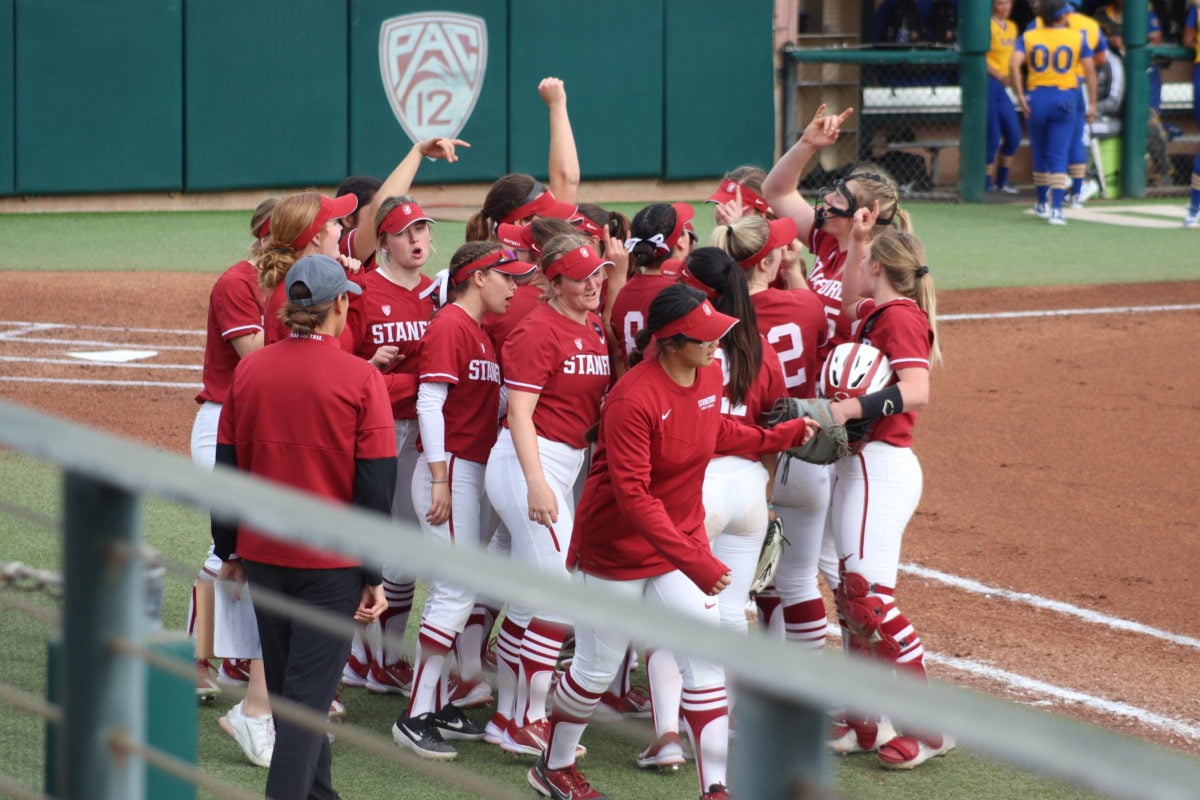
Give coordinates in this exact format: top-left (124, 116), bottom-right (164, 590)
top-left (877, 734), bottom-right (956, 770)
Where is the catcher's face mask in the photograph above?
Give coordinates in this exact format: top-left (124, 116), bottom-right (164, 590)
top-left (813, 172), bottom-right (894, 229)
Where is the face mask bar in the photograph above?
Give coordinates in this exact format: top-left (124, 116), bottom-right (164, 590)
top-left (812, 172), bottom-right (892, 228)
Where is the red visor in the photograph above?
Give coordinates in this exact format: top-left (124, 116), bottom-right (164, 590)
top-left (571, 215), bottom-right (605, 238)
top-left (450, 249), bottom-right (537, 286)
top-left (665, 202), bottom-right (696, 250)
top-left (501, 186), bottom-right (578, 224)
top-left (653, 299), bottom-right (739, 342)
top-left (739, 217), bottom-right (798, 268)
top-left (255, 217), bottom-right (271, 238)
top-left (496, 223), bottom-right (535, 251)
top-left (291, 194), bottom-right (358, 250)
top-left (377, 202), bottom-right (434, 236)
top-left (659, 258), bottom-right (684, 279)
top-left (678, 264), bottom-right (718, 299)
top-left (707, 180), bottom-right (770, 214)
top-left (545, 244), bottom-right (612, 281)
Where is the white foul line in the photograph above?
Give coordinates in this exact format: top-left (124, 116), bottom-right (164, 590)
top-left (899, 562), bottom-right (1200, 651)
top-left (942, 304), bottom-right (1200, 322)
top-left (0, 356), bottom-right (201, 371)
top-left (0, 320), bottom-right (205, 336)
top-left (0, 336), bottom-right (201, 351)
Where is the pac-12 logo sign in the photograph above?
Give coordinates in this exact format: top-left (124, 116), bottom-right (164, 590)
top-left (378, 12), bottom-right (487, 142)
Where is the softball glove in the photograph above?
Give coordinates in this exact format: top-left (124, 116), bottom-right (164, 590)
top-left (750, 517), bottom-right (789, 595)
top-left (766, 397), bottom-right (850, 465)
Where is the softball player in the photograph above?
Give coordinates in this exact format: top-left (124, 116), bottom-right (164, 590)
top-left (212, 254), bottom-right (393, 799)
top-left (1013, 0), bottom-right (1098, 225)
top-left (533, 284), bottom-right (818, 800)
top-left (188, 200), bottom-right (276, 767)
top-left (393, 242), bottom-right (535, 760)
top-left (484, 236), bottom-right (613, 757)
top-left (609, 203), bottom-right (695, 371)
top-left (707, 166), bottom-right (771, 225)
top-left (1183, 5), bottom-right (1200, 228)
top-left (340, 197), bottom-right (441, 696)
top-left (986, 0), bottom-right (1023, 194)
top-left (824, 206), bottom-right (948, 769)
top-left (712, 215), bottom-right (832, 652)
top-left (260, 192), bottom-right (362, 345)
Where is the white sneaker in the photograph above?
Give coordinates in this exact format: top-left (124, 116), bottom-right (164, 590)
top-left (1078, 179), bottom-right (1100, 203)
top-left (218, 700), bottom-right (275, 768)
top-left (1033, 203), bottom-right (1050, 219)
top-left (998, 184), bottom-right (1020, 194)
top-left (1066, 194), bottom-right (1084, 210)
top-left (1184, 207), bottom-right (1199, 228)
top-left (1048, 210), bottom-right (1067, 226)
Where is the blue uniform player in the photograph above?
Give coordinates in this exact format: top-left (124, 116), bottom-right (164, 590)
top-left (1012, 0), bottom-right (1098, 225)
top-left (987, 0), bottom-right (1024, 193)
top-left (1184, 4), bottom-right (1200, 228)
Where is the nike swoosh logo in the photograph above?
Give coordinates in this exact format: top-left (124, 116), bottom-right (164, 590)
top-left (661, 410), bottom-right (672, 420)
top-left (704, 601), bottom-right (717, 610)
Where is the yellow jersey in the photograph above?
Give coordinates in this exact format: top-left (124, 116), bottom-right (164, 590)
top-left (1018, 25), bottom-right (1093, 91)
top-left (1031, 12), bottom-right (1106, 77)
top-left (987, 17), bottom-right (1018, 77)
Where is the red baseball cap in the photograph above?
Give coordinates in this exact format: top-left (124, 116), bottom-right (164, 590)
top-left (545, 244), bottom-right (612, 281)
top-left (377, 201), bottom-right (434, 236)
top-left (739, 217), bottom-right (798, 268)
top-left (291, 193), bottom-right (358, 249)
top-left (707, 180), bottom-right (770, 214)
top-left (653, 299), bottom-right (739, 342)
top-left (450, 248), bottom-right (537, 286)
top-left (496, 223), bottom-right (535, 251)
top-left (501, 184), bottom-right (578, 224)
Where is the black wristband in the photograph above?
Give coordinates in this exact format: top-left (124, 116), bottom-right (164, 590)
top-left (857, 384), bottom-right (904, 420)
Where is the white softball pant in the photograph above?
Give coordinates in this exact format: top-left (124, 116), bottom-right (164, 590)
top-left (772, 458), bottom-right (839, 604)
top-left (702, 456), bottom-right (769, 634)
top-left (485, 429), bottom-right (587, 627)
top-left (570, 571), bottom-right (724, 693)
top-left (411, 452), bottom-right (486, 633)
top-left (830, 442), bottom-right (922, 589)
top-left (189, 400), bottom-right (261, 659)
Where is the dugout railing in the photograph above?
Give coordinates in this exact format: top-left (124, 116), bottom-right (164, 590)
top-left (2, 397), bottom-right (1200, 800)
top-left (782, 3), bottom-right (1193, 203)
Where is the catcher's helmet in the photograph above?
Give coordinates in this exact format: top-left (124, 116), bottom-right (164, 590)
top-left (820, 342), bottom-right (894, 401)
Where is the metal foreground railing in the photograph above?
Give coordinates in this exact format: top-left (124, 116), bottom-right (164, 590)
top-left (3, 398), bottom-right (1200, 800)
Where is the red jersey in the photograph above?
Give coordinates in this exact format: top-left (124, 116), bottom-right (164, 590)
top-left (611, 273), bottom-right (677, 358)
top-left (483, 282), bottom-right (543, 361)
top-left (806, 228), bottom-right (854, 356)
top-left (418, 303), bottom-right (502, 463)
top-left (853, 298), bottom-right (934, 449)
top-left (197, 261), bottom-right (264, 405)
top-left (751, 287), bottom-right (828, 399)
top-left (714, 337), bottom-right (786, 427)
top-left (263, 281), bottom-right (289, 346)
top-left (345, 270), bottom-right (434, 420)
top-left (568, 357), bottom-right (814, 590)
top-left (217, 333), bottom-right (396, 569)
top-left (501, 304), bottom-right (611, 449)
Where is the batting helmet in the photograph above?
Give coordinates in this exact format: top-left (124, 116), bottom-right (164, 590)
top-left (821, 342), bottom-right (894, 401)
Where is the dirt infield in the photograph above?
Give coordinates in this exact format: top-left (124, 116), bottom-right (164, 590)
top-left (3, 272), bottom-right (1199, 752)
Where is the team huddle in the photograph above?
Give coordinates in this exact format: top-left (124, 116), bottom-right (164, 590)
top-left (190, 81), bottom-right (944, 800)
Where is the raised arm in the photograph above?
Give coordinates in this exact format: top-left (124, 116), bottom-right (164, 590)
top-left (352, 137), bottom-right (469, 263)
top-left (762, 104), bottom-right (854, 243)
top-left (540, 77), bottom-right (581, 203)
top-left (840, 204), bottom-right (878, 320)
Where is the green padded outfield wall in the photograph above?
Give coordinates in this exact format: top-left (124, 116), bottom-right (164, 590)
top-left (15, 0), bottom-right (182, 194)
top-left (663, 0), bottom-right (775, 179)
top-left (186, 1), bottom-right (348, 191)
top-left (0, 0), bottom-right (13, 194)
top-left (350, 0), bottom-right (507, 185)
top-left (508, 0), bottom-right (664, 181)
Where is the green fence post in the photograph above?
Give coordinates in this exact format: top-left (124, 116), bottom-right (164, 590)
top-left (60, 473), bottom-right (144, 800)
top-left (1120, 6), bottom-right (1148, 197)
top-left (957, 0), bottom-right (990, 202)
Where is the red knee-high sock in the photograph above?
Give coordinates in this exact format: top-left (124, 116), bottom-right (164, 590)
top-left (547, 670), bottom-right (601, 770)
top-left (681, 686), bottom-right (729, 792)
top-left (783, 598), bottom-right (828, 651)
top-left (379, 579), bottom-right (414, 665)
top-left (753, 592), bottom-right (782, 630)
top-left (517, 619), bottom-right (568, 725)
top-left (876, 601), bottom-right (928, 682)
top-left (407, 621), bottom-right (455, 718)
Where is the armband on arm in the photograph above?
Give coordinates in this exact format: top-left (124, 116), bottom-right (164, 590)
top-left (857, 384), bottom-right (904, 420)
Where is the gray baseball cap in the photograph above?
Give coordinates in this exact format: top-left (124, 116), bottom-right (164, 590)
top-left (286, 255), bottom-right (362, 308)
